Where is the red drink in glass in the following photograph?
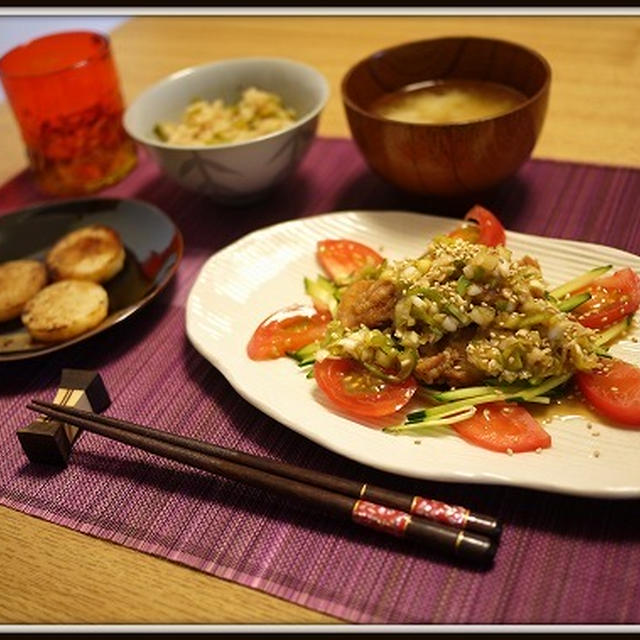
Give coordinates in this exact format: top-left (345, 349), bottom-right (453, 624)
top-left (0, 31), bottom-right (137, 196)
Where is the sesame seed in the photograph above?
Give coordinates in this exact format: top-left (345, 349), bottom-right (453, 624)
top-left (593, 450), bottom-right (601, 458)
top-left (506, 448), bottom-right (514, 456)
top-left (535, 447), bottom-right (542, 454)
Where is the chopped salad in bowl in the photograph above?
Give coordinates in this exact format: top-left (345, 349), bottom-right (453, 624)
top-left (247, 206), bottom-right (640, 454)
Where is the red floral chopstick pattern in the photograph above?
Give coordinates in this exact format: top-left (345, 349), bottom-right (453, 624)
top-left (410, 497), bottom-right (469, 527)
top-left (351, 500), bottom-right (411, 537)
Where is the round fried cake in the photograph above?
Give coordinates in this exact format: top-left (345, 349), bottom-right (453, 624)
top-left (46, 224), bottom-right (125, 283)
top-left (0, 259), bottom-right (48, 322)
top-left (22, 280), bottom-right (109, 343)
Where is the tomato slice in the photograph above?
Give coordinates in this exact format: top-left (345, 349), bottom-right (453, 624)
top-left (247, 305), bottom-right (331, 360)
top-left (452, 402), bottom-right (551, 453)
top-left (571, 267), bottom-right (640, 329)
top-left (576, 359), bottom-right (640, 427)
top-left (317, 239), bottom-right (384, 283)
top-left (449, 205), bottom-right (507, 247)
top-left (314, 357), bottom-right (418, 418)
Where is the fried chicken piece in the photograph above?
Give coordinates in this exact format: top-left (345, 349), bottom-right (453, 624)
top-left (414, 330), bottom-right (484, 387)
top-left (337, 278), bottom-right (398, 329)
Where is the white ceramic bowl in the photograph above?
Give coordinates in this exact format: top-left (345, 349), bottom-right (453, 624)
top-left (124, 57), bottom-right (329, 204)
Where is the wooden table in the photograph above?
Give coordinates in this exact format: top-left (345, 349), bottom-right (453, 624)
top-left (1, 15), bottom-right (639, 625)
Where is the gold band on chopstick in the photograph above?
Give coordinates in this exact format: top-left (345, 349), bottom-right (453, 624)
top-left (454, 530), bottom-right (465, 552)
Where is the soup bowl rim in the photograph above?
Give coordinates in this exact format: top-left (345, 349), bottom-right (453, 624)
top-left (341, 35), bottom-right (552, 127)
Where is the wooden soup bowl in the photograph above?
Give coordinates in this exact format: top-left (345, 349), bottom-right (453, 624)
top-left (341, 36), bottom-right (551, 197)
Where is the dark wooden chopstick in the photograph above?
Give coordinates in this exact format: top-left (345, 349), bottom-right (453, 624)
top-left (28, 399), bottom-right (501, 539)
top-left (27, 399), bottom-right (499, 564)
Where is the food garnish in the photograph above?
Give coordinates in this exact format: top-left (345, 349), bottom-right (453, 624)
top-left (248, 206), bottom-right (640, 451)
top-left (154, 87), bottom-right (296, 146)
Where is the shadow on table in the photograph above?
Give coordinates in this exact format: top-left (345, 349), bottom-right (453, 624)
top-left (326, 168), bottom-right (532, 228)
top-left (127, 163), bottom-right (534, 261)
top-left (129, 172), bottom-right (323, 255)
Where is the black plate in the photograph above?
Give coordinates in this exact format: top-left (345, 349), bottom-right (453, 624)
top-left (0, 197), bottom-right (183, 361)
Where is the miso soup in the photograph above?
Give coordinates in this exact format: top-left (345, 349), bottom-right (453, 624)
top-left (372, 79), bottom-right (528, 125)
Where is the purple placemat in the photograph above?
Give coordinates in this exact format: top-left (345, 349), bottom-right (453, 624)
top-left (1, 138), bottom-right (640, 624)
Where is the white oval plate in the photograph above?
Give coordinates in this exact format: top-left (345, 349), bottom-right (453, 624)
top-left (186, 210), bottom-right (640, 498)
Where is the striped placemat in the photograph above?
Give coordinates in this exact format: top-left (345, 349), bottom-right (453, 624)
top-left (1, 138), bottom-right (639, 624)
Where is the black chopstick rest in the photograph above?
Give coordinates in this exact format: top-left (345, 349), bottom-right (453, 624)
top-left (17, 370), bottom-right (110, 466)
top-left (27, 399), bottom-right (499, 565)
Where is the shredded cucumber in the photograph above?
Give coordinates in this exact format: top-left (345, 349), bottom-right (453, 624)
top-left (288, 341), bottom-right (320, 366)
top-left (405, 392), bottom-right (507, 423)
top-left (385, 407), bottom-right (478, 433)
top-left (425, 385), bottom-right (506, 403)
top-left (594, 315), bottom-right (632, 347)
top-left (548, 265), bottom-right (611, 301)
top-left (392, 373), bottom-right (571, 433)
top-left (304, 275), bottom-right (339, 317)
top-left (512, 373), bottom-right (572, 401)
top-left (556, 291), bottom-right (592, 313)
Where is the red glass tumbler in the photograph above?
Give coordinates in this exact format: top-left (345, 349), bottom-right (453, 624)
top-left (0, 31), bottom-right (137, 196)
